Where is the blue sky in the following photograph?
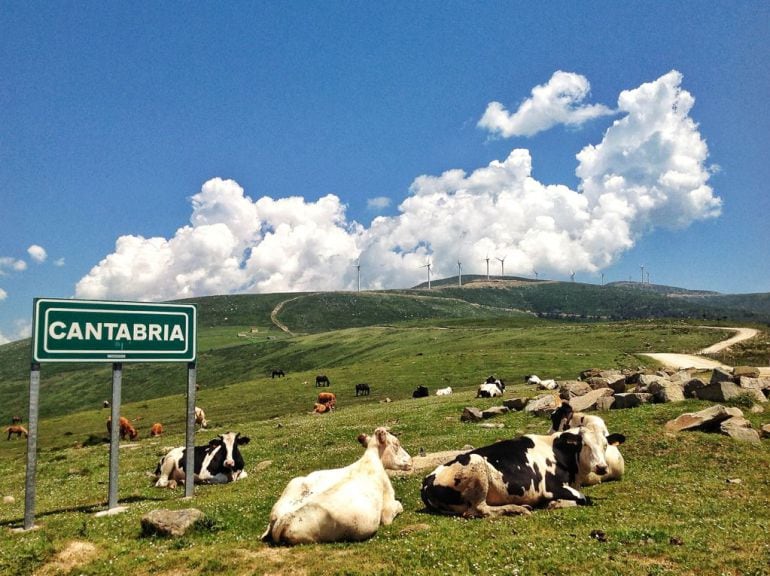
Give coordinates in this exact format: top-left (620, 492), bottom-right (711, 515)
top-left (2, 2), bottom-right (769, 343)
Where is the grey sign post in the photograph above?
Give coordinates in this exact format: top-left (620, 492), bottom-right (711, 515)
top-left (25, 298), bottom-right (197, 529)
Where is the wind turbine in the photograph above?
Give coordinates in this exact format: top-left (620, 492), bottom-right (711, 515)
top-left (421, 261), bottom-right (432, 290)
top-left (457, 260), bottom-right (462, 287)
top-left (533, 270), bottom-right (539, 280)
top-left (640, 264), bottom-right (645, 285)
top-left (353, 259), bottom-right (361, 292)
top-left (601, 272), bottom-right (605, 286)
top-left (570, 270), bottom-right (575, 282)
top-left (484, 255), bottom-right (490, 280)
top-left (496, 255), bottom-right (506, 279)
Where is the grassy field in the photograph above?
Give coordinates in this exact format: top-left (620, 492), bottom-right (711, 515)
top-left (1, 317), bottom-right (768, 575)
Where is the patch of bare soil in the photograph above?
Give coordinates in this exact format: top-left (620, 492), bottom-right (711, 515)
top-left (34, 540), bottom-right (98, 576)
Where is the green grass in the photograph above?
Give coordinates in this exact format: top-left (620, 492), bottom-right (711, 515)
top-left (1, 319), bottom-right (769, 575)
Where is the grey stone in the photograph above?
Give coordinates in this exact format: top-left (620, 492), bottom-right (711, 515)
top-left (523, 394), bottom-right (561, 416)
top-left (738, 376), bottom-right (770, 392)
top-left (141, 508), bottom-right (205, 538)
top-left (664, 405), bottom-right (744, 432)
top-left (761, 423), bottom-right (770, 439)
top-left (669, 370), bottom-right (692, 383)
top-left (461, 407), bottom-right (484, 422)
top-left (733, 366), bottom-right (761, 379)
top-left (595, 396), bottom-right (616, 411)
top-left (558, 380), bottom-right (591, 400)
top-left (697, 382), bottom-right (767, 404)
top-left (611, 393), bottom-right (653, 409)
top-left (638, 374), bottom-right (666, 387)
top-left (648, 380), bottom-right (685, 403)
top-left (570, 388), bottom-right (614, 412)
top-left (683, 378), bottom-right (706, 398)
top-left (720, 417), bottom-right (760, 443)
top-left (481, 406), bottom-right (510, 419)
top-left (710, 367), bottom-right (735, 385)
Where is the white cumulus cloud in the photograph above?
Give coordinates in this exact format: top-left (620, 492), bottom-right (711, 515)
top-left (28, 244), bottom-right (47, 263)
top-left (367, 196), bottom-right (392, 211)
top-left (478, 71), bottom-right (615, 137)
top-left (0, 257), bottom-right (27, 274)
top-left (75, 70), bottom-right (720, 302)
top-left (0, 287), bottom-right (6, 301)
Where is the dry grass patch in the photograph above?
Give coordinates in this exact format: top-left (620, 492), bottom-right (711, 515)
top-left (34, 540), bottom-right (98, 576)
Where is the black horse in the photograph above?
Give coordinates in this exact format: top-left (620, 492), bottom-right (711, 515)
top-left (272, 369), bottom-right (285, 378)
top-left (412, 385), bottom-right (429, 398)
top-left (355, 383), bottom-right (370, 396)
top-left (315, 374), bottom-right (330, 387)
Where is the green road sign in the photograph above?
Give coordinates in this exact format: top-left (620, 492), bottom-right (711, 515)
top-left (32, 298), bottom-right (197, 362)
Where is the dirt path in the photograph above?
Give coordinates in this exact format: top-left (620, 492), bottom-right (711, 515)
top-left (270, 297), bottom-right (304, 336)
top-left (642, 326), bottom-right (765, 373)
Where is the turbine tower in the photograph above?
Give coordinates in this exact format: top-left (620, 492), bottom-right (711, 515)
top-left (353, 260), bottom-right (361, 292)
top-left (640, 264), bottom-right (645, 285)
top-left (484, 255), bottom-right (490, 280)
top-left (457, 260), bottom-right (462, 287)
top-left (601, 272), bottom-right (605, 286)
top-left (421, 261), bottom-right (432, 290)
top-left (533, 270), bottom-right (539, 280)
top-left (570, 270), bottom-right (575, 282)
top-left (496, 255), bottom-right (506, 279)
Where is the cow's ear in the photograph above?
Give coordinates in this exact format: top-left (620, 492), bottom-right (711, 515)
top-left (561, 431), bottom-right (580, 446)
top-left (237, 436), bottom-right (250, 445)
top-left (209, 437), bottom-right (221, 447)
top-left (607, 433), bottom-right (625, 446)
top-left (357, 433), bottom-right (369, 447)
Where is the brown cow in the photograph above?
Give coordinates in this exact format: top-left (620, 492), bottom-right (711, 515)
top-left (150, 422), bottom-right (164, 437)
top-left (314, 403), bottom-right (331, 414)
top-left (107, 416), bottom-right (138, 441)
top-left (6, 425), bottom-right (28, 440)
top-left (317, 392), bottom-right (336, 411)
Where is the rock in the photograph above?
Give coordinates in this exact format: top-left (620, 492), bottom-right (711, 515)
top-left (461, 407), bottom-right (484, 422)
top-left (3, 495), bottom-right (14, 504)
top-left (595, 396), bottom-right (616, 411)
top-left (648, 380), bottom-right (685, 403)
top-left (738, 376), bottom-right (770, 392)
top-left (664, 405), bottom-right (744, 432)
top-left (720, 417), bottom-right (760, 443)
top-left (761, 424), bottom-right (770, 439)
top-left (611, 393), bottom-right (653, 409)
top-left (399, 523), bottom-right (431, 535)
top-left (141, 508), bottom-right (205, 538)
top-left (579, 368), bottom-right (603, 380)
top-left (255, 460), bottom-right (273, 472)
top-left (481, 406), bottom-right (510, 419)
top-left (638, 374), bottom-right (666, 387)
top-left (503, 397), bottom-right (529, 411)
top-left (683, 378), bottom-right (706, 398)
top-left (570, 388), bottom-right (614, 412)
top-left (586, 377), bottom-right (610, 390)
top-left (697, 382), bottom-right (767, 404)
top-left (558, 380), bottom-right (591, 400)
top-left (669, 370), bottom-right (692, 383)
top-left (523, 394), bottom-right (560, 416)
top-left (710, 367), bottom-right (735, 385)
top-left (733, 366), bottom-right (761, 379)
top-left (478, 422), bottom-right (505, 429)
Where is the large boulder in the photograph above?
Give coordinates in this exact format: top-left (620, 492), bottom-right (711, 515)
top-left (482, 406), bottom-right (510, 419)
top-left (503, 397), bottom-right (529, 411)
top-left (558, 380), bottom-right (591, 400)
top-left (460, 407), bottom-right (484, 422)
top-left (141, 508), bottom-right (205, 538)
top-left (710, 367), bottom-right (735, 385)
top-left (569, 388), bottom-right (614, 412)
top-left (683, 378), bottom-right (707, 398)
top-left (611, 393), bottom-right (653, 409)
top-left (523, 394), bottom-right (560, 416)
top-left (665, 405), bottom-right (744, 432)
top-left (595, 396), bottom-right (616, 411)
top-left (720, 417), bottom-right (760, 443)
top-left (733, 366), bottom-right (761, 379)
top-left (648, 380), bottom-right (685, 403)
top-left (738, 376), bottom-right (770, 393)
top-left (637, 374), bottom-right (666, 387)
top-left (761, 424), bottom-right (770, 439)
top-left (697, 382), bottom-right (767, 404)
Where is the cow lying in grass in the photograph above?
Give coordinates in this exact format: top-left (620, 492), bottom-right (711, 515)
top-left (262, 427), bottom-right (412, 544)
top-left (548, 401), bottom-right (626, 485)
top-left (154, 432), bottom-right (250, 488)
top-left (421, 425), bottom-right (616, 517)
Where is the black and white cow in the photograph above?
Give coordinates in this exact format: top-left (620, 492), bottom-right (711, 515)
top-left (420, 426), bottom-right (614, 517)
top-left (154, 431), bottom-right (250, 488)
top-left (549, 401), bottom-right (626, 485)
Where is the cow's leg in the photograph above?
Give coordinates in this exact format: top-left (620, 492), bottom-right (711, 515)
top-left (547, 483), bottom-right (590, 506)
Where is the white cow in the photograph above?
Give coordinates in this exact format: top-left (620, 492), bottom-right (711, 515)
top-left (435, 387), bottom-right (453, 396)
top-left (261, 427), bottom-right (412, 544)
top-left (476, 382), bottom-right (503, 398)
top-left (548, 402), bottom-right (625, 485)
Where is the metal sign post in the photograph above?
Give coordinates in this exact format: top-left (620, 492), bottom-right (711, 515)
top-left (22, 298), bottom-right (197, 530)
top-left (185, 362), bottom-right (197, 498)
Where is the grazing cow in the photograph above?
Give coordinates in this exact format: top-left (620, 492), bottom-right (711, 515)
top-left (195, 406), bottom-right (209, 428)
top-left (154, 431), bottom-right (250, 488)
top-left (485, 376), bottom-right (506, 391)
top-left (355, 383), bottom-right (371, 396)
top-left (476, 382), bottom-right (503, 398)
top-left (549, 402), bottom-right (626, 485)
top-left (6, 425), bottom-right (28, 440)
top-left (106, 416), bottom-right (138, 441)
top-left (272, 369), bottom-right (285, 378)
top-left (420, 426), bottom-right (615, 517)
top-left (316, 392), bottom-right (336, 411)
top-left (102, 400), bottom-right (110, 408)
top-left (261, 427), bottom-right (411, 544)
top-left (315, 374), bottom-right (331, 387)
top-left (435, 387), bottom-right (453, 396)
top-left (150, 422), bottom-right (164, 437)
top-left (412, 385), bottom-right (429, 398)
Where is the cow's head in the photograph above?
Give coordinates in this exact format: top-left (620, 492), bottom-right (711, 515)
top-left (129, 428), bottom-right (139, 441)
top-left (358, 427), bottom-right (413, 471)
top-left (211, 432), bottom-right (250, 470)
top-left (561, 426), bottom-right (610, 477)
